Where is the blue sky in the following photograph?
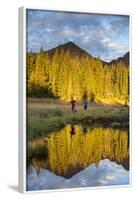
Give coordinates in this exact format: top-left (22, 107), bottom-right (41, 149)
top-left (26, 9), bottom-right (129, 62)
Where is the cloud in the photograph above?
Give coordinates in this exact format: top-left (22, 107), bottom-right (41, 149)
top-left (26, 9), bottom-right (129, 61)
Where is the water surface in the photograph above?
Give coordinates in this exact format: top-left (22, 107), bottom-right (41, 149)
top-left (27, 125), bottom-right (129, 190)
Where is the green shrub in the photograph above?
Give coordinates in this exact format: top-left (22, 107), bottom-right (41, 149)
top-left (110, 122), bottom-right (121, 128)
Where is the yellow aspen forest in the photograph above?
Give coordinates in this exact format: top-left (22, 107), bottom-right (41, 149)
top-left (27, 45), bottom-right (129, 104)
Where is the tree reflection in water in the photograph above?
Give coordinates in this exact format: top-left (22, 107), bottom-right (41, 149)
top-left (27, 125), bottom-right (129, 179)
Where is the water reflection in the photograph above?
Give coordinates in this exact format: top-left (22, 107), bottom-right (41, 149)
top-left (27, 159), bottom-right (129, 191)
top-left (27, 125), bottom-right (129, 189)
top-left (70, 125), bottom-right (76, 137)
top-left (82, 127), bottom-right (88, 135)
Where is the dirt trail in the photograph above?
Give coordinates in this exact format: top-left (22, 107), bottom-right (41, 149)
top-left (27, 98), bottom-right (124, 112)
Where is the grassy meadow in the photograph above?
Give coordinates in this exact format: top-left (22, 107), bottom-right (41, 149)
top-left (27, 98), bottom-right (129, 139)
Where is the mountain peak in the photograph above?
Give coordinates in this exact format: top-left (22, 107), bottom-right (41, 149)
top-left (65, 41), bottom-right (74, 44)
top-left (45, 41), bottom-right (92, 59)
top-left (106, 51), bottom-right (129, 66)
top-left (64, 41), bottom-right (76, 46)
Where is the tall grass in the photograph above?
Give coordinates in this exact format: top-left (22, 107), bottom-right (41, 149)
top-left (27, 104), bottom-right (129, 139)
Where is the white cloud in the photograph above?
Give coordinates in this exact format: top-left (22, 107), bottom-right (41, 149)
top-left (101, 38), bottom-right (110, 44)
top-left (27, 10), bottom-right (129, 61)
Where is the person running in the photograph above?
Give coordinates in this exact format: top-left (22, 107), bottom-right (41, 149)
top-left (83, 98), bottom-right (88, 110)
top-left (70, 97), bottom-right (76, 113)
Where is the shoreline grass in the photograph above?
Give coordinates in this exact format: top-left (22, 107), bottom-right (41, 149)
top-left (27, 99), bottom-right (129, 139)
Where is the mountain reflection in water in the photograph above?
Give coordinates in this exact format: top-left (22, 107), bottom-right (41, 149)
top-left (27, 125), bottom-right (129, 190)
top-left (27, 159), bottom-right (129, 191)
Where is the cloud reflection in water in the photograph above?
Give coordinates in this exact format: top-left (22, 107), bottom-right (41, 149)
top-left (27, 159), bottom-right (129, 191)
